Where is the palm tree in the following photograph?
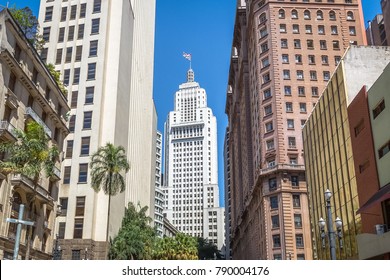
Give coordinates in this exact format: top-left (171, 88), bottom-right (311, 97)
top-left (89, 143), bottom-right (130, 256)
top-left (0, 121), bottom-right (59, 259)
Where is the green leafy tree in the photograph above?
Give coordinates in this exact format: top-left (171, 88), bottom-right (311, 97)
top-left (153, 233), bottom-right (198, 260)
top-left (89, 143), bottom-right (130, 256)
top-left (108, 202), bottom-right (156, 260)
top-left (0, 121), bottom-right (59, 259)
top-left (9, 7), bottom-right (44, 51)
top-left (197, 237), bottom-right (221, 260)
top-left (46, 63), bottom-right (68, 97)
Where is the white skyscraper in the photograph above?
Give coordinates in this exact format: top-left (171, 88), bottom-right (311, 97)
top-left (163, 68), bottom-right (225, 250)
top-left (38, 0), bottom-right (156, 259)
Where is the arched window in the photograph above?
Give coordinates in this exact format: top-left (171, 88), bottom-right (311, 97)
top-left (12, 192), bottom-right (23, 212)
top-left (304, 10), bottom-right (311, 19)
top-left (317, 10), bottom-right (324, 20)
top-left (292, 9), bottom-right (298, 19)
top-left (347, 11), bottom-right (354, 20)
top-left (259, 12), bottom-right (267, 24)
top-left (329, 11), bottom-right (336, 20)
top-left (279, 9), bottom-right (285, 19)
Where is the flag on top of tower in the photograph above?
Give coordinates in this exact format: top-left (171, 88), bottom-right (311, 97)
top-left (183, 52), bottom-right (192, 61)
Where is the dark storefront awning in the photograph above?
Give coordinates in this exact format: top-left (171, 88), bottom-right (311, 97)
top-left (356, 183), bottom-right (390, 214)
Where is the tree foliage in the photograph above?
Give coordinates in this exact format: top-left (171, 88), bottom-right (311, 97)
top-left (9, 6), bottom-right (44, 51)
top-left (46, 63), bottom-right (68, 97)
top-left (0, 121), bottom-right (58, 180)
top-left (90, 143), bottom-right (130, 196)
top-left (153, 233), bottom-right (198, 260)
top-left (197, 237), bottom-right (221, 260)
top-left (108, 202), bottom-right (156, 260)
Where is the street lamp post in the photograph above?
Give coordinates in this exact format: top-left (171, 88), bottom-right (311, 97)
top-left (52, 234), bottom-right (62, 260)
top-left (318, 189), bottom-right (343, 260)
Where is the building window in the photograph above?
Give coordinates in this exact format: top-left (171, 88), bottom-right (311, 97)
top-left (66, 140), bottom-right (74, 158)
top-left (354, 120), bottom-right (365, 136)
top-left (80, 137), bottom-right (90, 156)
top-left (67, 4), bottom-right (76, 19)
top-left (310, 71), bottom-right (317, 81)
top-left (42, 27), bottom-right (50, 42)
top-left (58, 27), bottom-right (65, 42)
top-left (297, 254), bottom-right (305, 260)
top-left (279, 9), bottom-right (285, 19)
top-left (331, 25), bottom-right (338, 34)
top-left (298, 86), bottom-right (305, 96)
top-left (263, 88), bottom-right (272, 99)
top-left (73, 219), bottom-right (83, 239)
top-left (55, 48), bottom-right (63, 64)
top-left (87, 63), bottom-right (97, 80)
top-left (283, 70), bottom-right (290, 80)
top-left (295, 54), bottom-right (302, 64)
top-left (291, 9), bottom-right (298, 19)
top-left (260, 27), bottom-right (268, 38)
top-left (80, 3), bottom-right (87, 18)
top-left (262, 73), bottom-right (270, 84)
top-left (266, 139), bottom-right (274, 150)
top-left (89, 40), bottom-right (98, 57)
top-left (308, 55), bottom-right (315, 64)
top-left (297, 70), bottom-right (304, 80)
top-left (91, 18), bottom-right (100, 34)
top-left (378, 140), bottom-right (390, 159)
top-left (286, 102), bottom-right (293, 112)
top-left (265, 121), bottom-right (273, 132)
top-left (73, 68), bottom-right (80, 84)
top-left (287, 119), bottom-right (294, 129)
top-left (311, 87), bottom-right (319, 96)
top-left (293, 194), bottom-right (301, 208)
top-left (65, 47), bottom-right (73, 63)
top-left (323, 71), bottom-right (330, 81)
top-left (58, 222), bottom-right (66, 239)
top-left (41, 48), bottom-right (48, 63)
top-left (75, 196), bottom-right (85, 216)
top-left (282, 54), bottom-right (289, 63)
top-left (281, 39), bottom-right (288, 48)
top-left (304, 10), bottom-right (311, 19)
top-left (299, 103), bottom-right (307, 113)
top-left (63, 166), bottom-right (71, 184)
top-left (294, 39), bottom-right (301, 49)
top-left (75, 46), bottom-right (82, 61)
top-left (274, 254), bottom-right (282, 260)
top-left (69, 115), bottom-right (76, 133)
top-left (261, 42), bottom-right (269, 53)
top-left (78, 24), bottom-right (85, 39)
top-left (93, 0), bottom-right (102, 13)
top-left (292, 24), bottom-right (299, 33)
top-left (373, 99), bottom-right (385, 119)
top-left (60, 7), bottom-right (67, 22)
top-left (294, 214), bottom-right (302, 228)
top-left (273, 235), bottom-right (281, 248)
top-left (291, 175), bottom-right (299, 187)
top-left (259, 12), bottom-right (267, 23)
top-left (264, 104), bottom-right (272, 116)
top-left (83, 111), bottom-right (92, 129)
top-left (78, 164), bottom-right (88, 183)
top-left (284, 86), bottom-right (291, 96)
top-left (261, 57), bottom-right (270, 68)
top-left (63, 69), bottom-right (70, 86)
top-left (333, 40), bottom-right (340, 50)
top-left (317, 10), bottom-right (323, 20)
top-left (271, 215), bottom-right (279, 229)
top-left (349, 26), bottom-right (356, 35)
top-left (296, 234), bottom-right (304, 248)
top-left (269, 177), bottom-right (277, 191)
top-left (270, 196), bottom-right (278, 209)
top-left (305, 25), bottom-right (312, 34)
top-left (68, 25), bottom-right (75, 41)
top-left (85, 87), bottom-right (95, 104)
top-left (288, 137), bottom-right (296, 149)
top-left (321, 55), bottom-right (329, 65)
top-left (347, 11), bottom-right (354, 20)
top-left (45, 6), bottom-right (53, 21)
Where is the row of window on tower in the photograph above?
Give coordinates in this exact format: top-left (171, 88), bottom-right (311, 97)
top-left (44, 0), bottom-right (101, 22)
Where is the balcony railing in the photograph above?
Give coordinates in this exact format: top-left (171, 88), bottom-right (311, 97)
top-left (25, 107), bottom-right (52, 138)
top-left (260, 164), bottom-right (305, 176)
top-left (0, 120), bottom-right (17, 140)
top-left (11, 174), bottom-right (53, 204)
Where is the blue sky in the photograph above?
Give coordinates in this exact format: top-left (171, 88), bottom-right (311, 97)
top-left (0, 0), bottom-right (383, 207)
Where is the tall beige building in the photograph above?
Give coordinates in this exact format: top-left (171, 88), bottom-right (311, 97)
top-left (225, 0), bottom-right (365, 259)
top-left (0, 9), bottom-right (69, 259)
top-left (38, 0), bottom-right (156, 259)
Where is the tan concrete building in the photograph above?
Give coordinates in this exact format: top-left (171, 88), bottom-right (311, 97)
top-left (303, 46), bottom-right (390, 259)
top-left (226, 0), bottom-right (366, 260)
top-left (38, 0), bottom-right (156, 259)
top-left (0, 9), bottom-right (69, 259)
